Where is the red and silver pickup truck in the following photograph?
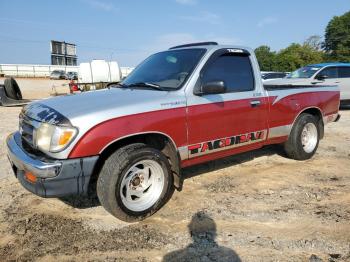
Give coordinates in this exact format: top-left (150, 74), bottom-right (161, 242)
top-left (7, 42), bottom-right (340, 221)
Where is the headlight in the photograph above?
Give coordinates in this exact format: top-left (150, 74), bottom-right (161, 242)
top-left (35, 123), bottom-right (78, 153)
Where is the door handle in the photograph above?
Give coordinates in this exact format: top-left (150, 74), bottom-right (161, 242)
top-left (250, 100), bottom-right (261, 107)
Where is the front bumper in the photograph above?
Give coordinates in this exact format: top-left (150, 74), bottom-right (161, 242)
top-left (6, 132), bottom-right (98, 198)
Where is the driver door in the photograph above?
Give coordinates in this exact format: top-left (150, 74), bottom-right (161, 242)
top-left (185, 49), bottom-right (268, 160)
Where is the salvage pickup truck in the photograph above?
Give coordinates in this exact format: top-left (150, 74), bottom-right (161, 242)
top-left (7, 42), bottom-right (340, 222)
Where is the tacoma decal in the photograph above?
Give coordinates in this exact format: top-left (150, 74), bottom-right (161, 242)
top-left (188, 130), bottom-right (266, 158)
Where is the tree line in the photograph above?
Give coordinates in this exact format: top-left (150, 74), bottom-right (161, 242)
top-left (255, 11), bottom-right (350, 72)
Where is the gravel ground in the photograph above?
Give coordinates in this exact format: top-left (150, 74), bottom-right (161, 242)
top-left (0, 80), bottom-right (349, 261)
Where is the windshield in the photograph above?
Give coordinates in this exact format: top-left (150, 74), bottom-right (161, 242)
top-left (122, 48), bottom-right (206, 90)
top-left (286, 66), bottom-right (321, 79)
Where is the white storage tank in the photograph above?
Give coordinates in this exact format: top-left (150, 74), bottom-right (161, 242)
top-left (78, 60), bottom-right (122, 83)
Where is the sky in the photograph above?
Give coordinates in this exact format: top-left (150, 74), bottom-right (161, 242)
top-left (0, 0), bottom-right (348, 67)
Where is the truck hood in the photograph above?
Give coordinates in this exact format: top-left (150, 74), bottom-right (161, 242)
top-left (23, 88), bottom-right (186, 128)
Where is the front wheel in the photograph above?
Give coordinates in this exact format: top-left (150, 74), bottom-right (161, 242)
top-left (284, 113), bottom-right (320, 160)
top-left (97, 143), bottom-right (174, 222)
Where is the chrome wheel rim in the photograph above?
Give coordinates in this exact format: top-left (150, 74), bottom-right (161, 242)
top-left (120, 160), bottom-right (165, 212)
top-left (301, 123), bottom-right (318, 153)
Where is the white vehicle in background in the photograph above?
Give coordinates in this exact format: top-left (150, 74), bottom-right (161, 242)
top-left (261, 71), bottom-right (289, 81)
top-left (79, 60), bottom-right (122, 83)
top-left (120, 67), bottom-right (134, 79)
top-left (50, 70), bottom-right (66, 80)
top-left (75, 60), bottom-right (122, 92)
top-left (265, 63), bottom-right (350, 106)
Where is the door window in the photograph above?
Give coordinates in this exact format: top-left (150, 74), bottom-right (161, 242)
top-left (202, 54), bottom-right (254, 92)
top-left (316, 67), bottom-right (338, 79)
top-left (338, 67), bottom-right (350, 78)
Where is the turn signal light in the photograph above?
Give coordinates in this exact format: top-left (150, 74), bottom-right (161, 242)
top-left (58, 131), bottom-right (74, 146)
top-left (24, 172), bottom-right (37, 183)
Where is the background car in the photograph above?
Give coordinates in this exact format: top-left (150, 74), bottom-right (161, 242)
top-left (264, 63), bottom-right (350, 105)
top-left (261, 71), bottom-right (289, 80)
top-left (66, 71), bottom-right (78, 80)
top-left (50, 70), bottom-right (66, 80)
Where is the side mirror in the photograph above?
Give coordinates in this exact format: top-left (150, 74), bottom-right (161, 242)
top-left (315, 74), bottom-right (328, 81)
top-left (197, 81), bottom-right (226, 95)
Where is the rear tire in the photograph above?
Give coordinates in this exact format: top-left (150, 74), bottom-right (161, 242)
top-left (97, 143), bottom-right (174, 222)
top-left (284, 113), bottom-right (320, 160)
top-left (4, 77), bottom-right (22, 100)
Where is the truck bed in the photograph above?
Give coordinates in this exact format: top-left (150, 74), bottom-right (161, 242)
top-left (264, 84), bottom-right (335, 91)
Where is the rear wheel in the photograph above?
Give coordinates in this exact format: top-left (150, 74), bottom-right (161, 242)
top-left (97, 143), bottom-right (174, 222)
top-left (284, 113), bottom-right (320, 160)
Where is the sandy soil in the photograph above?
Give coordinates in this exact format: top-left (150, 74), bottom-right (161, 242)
top-left (0, 82), bottom-right (349, 261)
top-left (0, 77), bottom-right (70, 99)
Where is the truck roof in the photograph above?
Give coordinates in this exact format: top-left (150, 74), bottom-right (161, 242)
top-left (168, 42), bottom-right (253, 53)
top-left (169, 42), bottom-right (218, 49)
top-left (308, 62), bottom-right (350, 67)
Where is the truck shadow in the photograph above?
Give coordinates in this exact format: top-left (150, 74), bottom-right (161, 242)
top-left (59, 187), bottom-right (101, 209)
top-left (59, 144), bottom-right (285, 209)
top-left (182, 144), bottom-right (285, 180)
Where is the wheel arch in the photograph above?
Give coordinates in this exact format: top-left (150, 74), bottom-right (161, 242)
top-left (90, 132), bottom-right (182, 192)
top-left (292, 107), bottom-right (324, 139)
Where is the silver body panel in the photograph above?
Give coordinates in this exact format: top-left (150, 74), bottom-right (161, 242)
top-left (37, 88), bottom-right (188, 159)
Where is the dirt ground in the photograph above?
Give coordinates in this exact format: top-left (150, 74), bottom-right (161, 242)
top-left (0, 80), bottom-right (349, 261)
top-left (0, 77), bottom-right (70, 99)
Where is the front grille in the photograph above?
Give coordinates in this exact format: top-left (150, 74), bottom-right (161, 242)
top-left (19, 113), bottom-right (39, 149)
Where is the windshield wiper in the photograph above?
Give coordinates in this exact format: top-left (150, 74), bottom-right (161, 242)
top-left (110, 82), bottom-right (128, 88)
top-left (125, 82), bottom-right (165, 91)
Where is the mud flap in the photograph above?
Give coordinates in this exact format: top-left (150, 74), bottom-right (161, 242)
top-left (173, 171), bottom-right (183, 191)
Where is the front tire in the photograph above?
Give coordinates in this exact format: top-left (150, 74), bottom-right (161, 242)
top-left (284, 113), bottom-right (320, 160)
top-left (97, 143), bottom-right (174, 222)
